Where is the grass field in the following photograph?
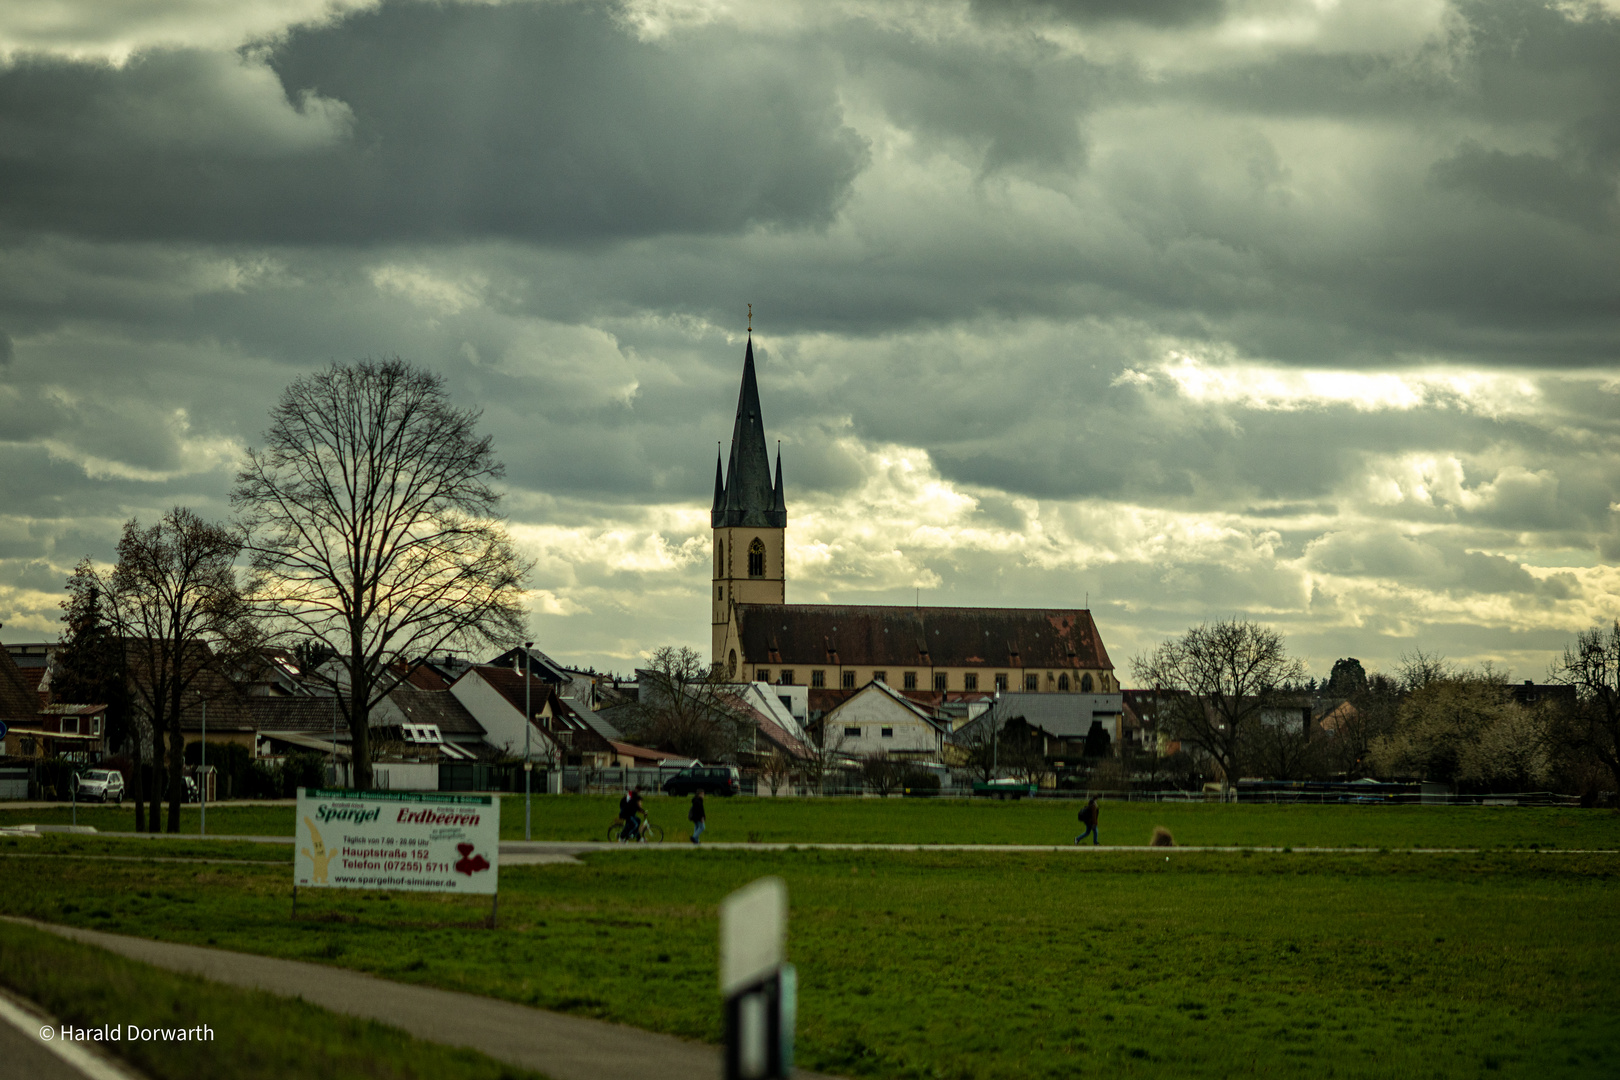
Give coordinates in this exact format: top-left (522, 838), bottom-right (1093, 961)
top-left (2, 833), bottom-right (1615, 1079)
top-left (5, 794), bottom-right (1619, 849)
top-left (0, 919), bottom-right (549, 1080)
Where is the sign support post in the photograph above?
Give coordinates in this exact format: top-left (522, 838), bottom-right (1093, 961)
top-left (721, 877), bottom-right (795, 1080)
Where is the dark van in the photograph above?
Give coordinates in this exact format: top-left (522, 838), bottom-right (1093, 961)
top-left (662, 764), bottom-right (741, 797)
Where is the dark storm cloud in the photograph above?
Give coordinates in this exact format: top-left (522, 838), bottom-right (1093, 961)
top-left (0, 0), bottom-right (867, 244)
top-left (969, 0), bottom-right (1224, 28)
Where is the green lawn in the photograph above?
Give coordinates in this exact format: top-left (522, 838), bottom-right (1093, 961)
top-left (0, 919), bottom-right (549, 1080)
top-left (5, 795), bottom-right (1619, 849)
top-left (2, 837), bottom-right (1615, 1079)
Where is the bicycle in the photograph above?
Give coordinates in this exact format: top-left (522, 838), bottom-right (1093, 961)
top-left (607, 817), bottom-right (665, 843)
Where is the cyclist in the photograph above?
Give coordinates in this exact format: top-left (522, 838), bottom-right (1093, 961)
top-left (618, 787), bottom-right (646, 842)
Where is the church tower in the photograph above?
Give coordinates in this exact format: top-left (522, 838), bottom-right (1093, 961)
top-left (711, 333), bottom-right (786, 674)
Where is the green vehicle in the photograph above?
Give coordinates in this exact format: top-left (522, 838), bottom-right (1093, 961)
top-left (972, 779), bottom-right (1037, 800)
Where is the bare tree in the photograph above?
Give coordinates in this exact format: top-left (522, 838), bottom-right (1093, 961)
top-left (99, 509), bottom-right (252, 832)
top-left (759, 749), bottom-right (795, 796)
top-left (234, 359), bottom-right (529, 789)
top-left (796, 719), bottom-right (850, 794)
top-left (859, 750), bottom-right (906, 797)
top-left (1549, 621), bottom-right (1620, 801)
top-left (621, 646), bottom-right (752, 762)
top-left (1130, 619), bottom-right (1307, 794)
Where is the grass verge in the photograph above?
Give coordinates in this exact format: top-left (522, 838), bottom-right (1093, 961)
top-left (2, 845), bottom-right (1616, 1078)
top-left (0, 919), bottom-right (548, 1080)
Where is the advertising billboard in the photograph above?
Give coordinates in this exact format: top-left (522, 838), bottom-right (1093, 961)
top-left (295, 788), bottom-right (499, 895)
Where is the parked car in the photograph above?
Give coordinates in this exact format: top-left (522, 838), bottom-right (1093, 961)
top-left (75, 769), bottom-right (124, 803)
top-left (662, 764), bottom-right (741, 797)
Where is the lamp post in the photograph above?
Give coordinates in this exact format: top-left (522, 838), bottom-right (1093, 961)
top-left (524, 640), bottom-right (534, 842)
top-left (198, 694), bottom-right (207, 837)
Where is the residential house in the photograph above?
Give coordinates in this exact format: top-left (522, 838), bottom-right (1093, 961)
top-left (821, 680), bottom-right (949, 762)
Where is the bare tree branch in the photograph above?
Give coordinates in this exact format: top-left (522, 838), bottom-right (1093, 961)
top-left (233, 359), bottom-right (530, 789)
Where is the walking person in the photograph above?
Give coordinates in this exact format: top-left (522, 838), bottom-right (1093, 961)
top-left (689, 790), bottom-right (707, 845)
top-left (1075, 797), bottom-right (1100, 846)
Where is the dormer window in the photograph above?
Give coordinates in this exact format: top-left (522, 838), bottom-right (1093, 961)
top-left (748, 538), bottom-right (765, 577)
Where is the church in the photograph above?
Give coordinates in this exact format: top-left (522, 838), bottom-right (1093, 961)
top-left (708, 334), bottom-right (1117, 703)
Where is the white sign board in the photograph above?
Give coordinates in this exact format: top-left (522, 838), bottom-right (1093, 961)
top-left (720, 876), bottom-right (786, 994)
top-left (295, 788), bottom-right (499, 895)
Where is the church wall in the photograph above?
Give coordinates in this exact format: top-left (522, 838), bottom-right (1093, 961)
top-left (739, 661), bottom-right (1116, 694)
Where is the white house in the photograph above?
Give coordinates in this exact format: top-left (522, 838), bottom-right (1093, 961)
top-left (821, 680), bottom-right (948, 761)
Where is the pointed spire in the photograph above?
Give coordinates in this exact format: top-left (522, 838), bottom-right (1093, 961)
top-left (714, 334), bottom-right (785, 528)
top-left (772, 442), bottom-right (786, 516)
top-left (711, 442), bottom-right (726, 519)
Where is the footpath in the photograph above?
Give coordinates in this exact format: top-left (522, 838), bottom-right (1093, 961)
top-left (2, 917), bottom-right (841, 1080)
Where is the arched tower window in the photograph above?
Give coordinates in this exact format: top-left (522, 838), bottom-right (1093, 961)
top-left (748, 538), bottom-right (765, 578)
top-left (1058, 673), bottom-right (1070, 691)
top-left (1080, 673), bottom-right (1093, 693)
top-left (728, 649), bottom-right (737, 678)
top-left (717, 539), bottom-right (724, 576)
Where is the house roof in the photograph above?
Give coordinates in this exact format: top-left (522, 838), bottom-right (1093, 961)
top-left (825, 680), bottom-right (949, 732)
top-left (0, 647), bottom-right (41, 720)
top-left (607, 740), bottom-right (679, 764)
top-left (735, 605), bottom-right (1113, 671)
top-left (486, 646), bottom-right (574, 685)
top-left (245, 685), bottom-right (483, 739)
top-left (951, 692), bottom-right (1124, 743)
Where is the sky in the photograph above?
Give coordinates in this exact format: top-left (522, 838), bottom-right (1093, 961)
top-left (1, 0), bottom-right (1617, 683)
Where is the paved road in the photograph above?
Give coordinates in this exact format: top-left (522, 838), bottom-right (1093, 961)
top-left (7, 918), bottom-right (841, 1080)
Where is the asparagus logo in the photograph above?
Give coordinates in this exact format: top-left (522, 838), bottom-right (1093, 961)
top-left (301, 817), bottom-right (333, 882)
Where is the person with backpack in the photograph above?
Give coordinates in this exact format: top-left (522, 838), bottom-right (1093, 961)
top-left (689, 790), bottom-right (707, 845)
top-left (1076, 797), bottom-right (1100, 845)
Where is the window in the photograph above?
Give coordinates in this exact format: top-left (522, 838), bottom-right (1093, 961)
top-left (842, 671), bottom-right (855, 689)
top-left (728, 650), bottom-right (737, 678)
top-left (903, 671), bottom-right (917, 690)
top-left (1025, 674), bottom-right (1039, 691)
top-left (1081, 673), bottom-right (1093, 692)
top-left (779, 670), bottom-right (794, 685)
top-left (964, 673), bottom-right (978, 691)
top-left (873, 670), bottom-right (887, 683)
top-left (934, 672), bottom-right (948, 691)
top-left (1058, 673), bottom-right (1070, 691)
top-left (881, 727), bottom-right (894, 738)
top-left (844, 726), bottom-right (861, 738)
top-left (62, 716), bottom-right (78, 734)
top-left (717, 539), bottom-right (724, 575)
top-left (757, 669), bottom-right (770, 683)
top-left (748, 537), bottom-right (766, 578)
top-left (716, 585), bottom-right (723, 600)
top-left (995, 673), bottom-right (1008, 691)
top-left (92, 717), bottom-right (102, 736)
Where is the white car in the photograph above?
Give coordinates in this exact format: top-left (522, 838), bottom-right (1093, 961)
top-left (75, 769), bottom-right (124, 803)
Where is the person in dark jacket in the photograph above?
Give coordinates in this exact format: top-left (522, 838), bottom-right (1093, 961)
top-left (1075, 797), bottom-right (1100, 845)
top-left (619, 788), bottom-right (646, 842)
top-left (689, 791), bottom-right (707, 845)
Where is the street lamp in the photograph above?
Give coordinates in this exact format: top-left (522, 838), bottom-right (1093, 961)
top-left (524, 641), bottom-right (534, 842)
top-left (197, 691), bottom-right (207, 837)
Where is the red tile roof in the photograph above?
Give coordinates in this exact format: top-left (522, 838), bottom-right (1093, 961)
top-left (736, 605), bottom-right (1113, 670)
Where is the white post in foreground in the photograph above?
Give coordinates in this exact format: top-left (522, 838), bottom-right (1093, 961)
top-left (721, 876), bottom-right (796, 1080)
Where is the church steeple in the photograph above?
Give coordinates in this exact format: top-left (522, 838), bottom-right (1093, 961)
top-left (712, 326), bottom-right (787, 669)
top-left (713, 335), bottom-right (786, 528)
